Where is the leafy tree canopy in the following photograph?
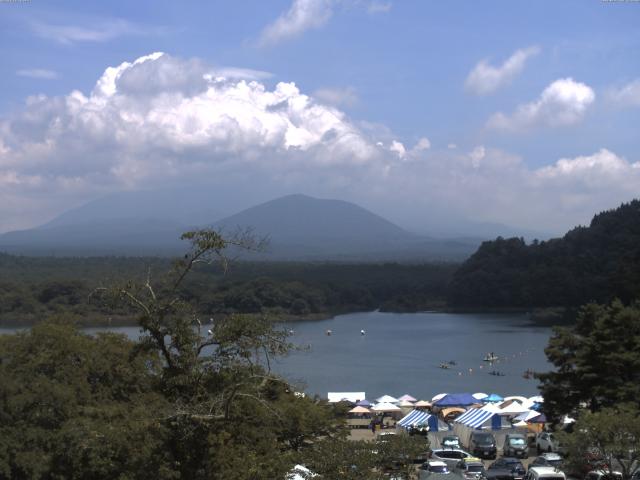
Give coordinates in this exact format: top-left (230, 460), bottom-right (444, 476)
top-left (538, 300), bottom-right (640, 423)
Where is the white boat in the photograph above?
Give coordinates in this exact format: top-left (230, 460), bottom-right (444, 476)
top-left (483, 354), bottom-right (499, 362)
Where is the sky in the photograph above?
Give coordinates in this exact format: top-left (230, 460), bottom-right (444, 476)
top-left (0, 0), bottom-right (639, 235)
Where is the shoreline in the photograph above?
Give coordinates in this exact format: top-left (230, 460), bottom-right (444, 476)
top-left (0, 305), bottom-right (576, 329)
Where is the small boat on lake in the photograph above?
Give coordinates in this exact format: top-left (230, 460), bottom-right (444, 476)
top-left (483, 353), bottom-right (499, 362)
top-left (439, 363), bottom-right (450, 369)
top-left (488, 370), bottom-right (505, 377)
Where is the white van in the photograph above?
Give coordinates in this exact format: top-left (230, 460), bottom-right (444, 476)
top-left (525, 466), bottom-right (566, 480)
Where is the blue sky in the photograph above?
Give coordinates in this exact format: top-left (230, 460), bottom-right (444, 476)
top-left (0, 0), bottom-right (639, 234)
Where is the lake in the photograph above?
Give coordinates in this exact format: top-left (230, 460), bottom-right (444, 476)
top-left (3, 311), bottom-right (554, 401)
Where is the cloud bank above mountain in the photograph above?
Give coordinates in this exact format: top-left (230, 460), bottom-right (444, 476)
top-left (0, 53), bottom-right (637, 235)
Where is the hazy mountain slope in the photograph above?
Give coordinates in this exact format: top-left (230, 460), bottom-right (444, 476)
top-left (0, 193), bottom-right (480, 260)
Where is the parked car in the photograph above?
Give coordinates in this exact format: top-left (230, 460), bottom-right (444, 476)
top-left (536, 432), bottom-right (561, 454)
top-left (454, 457), bottom-right (486, 480)
top-left (442, 435), bottom-right (462, 449)
top-left (524, 466), bottom-right (566, 480)
top-left (430, 449), bottom-right (474, 468)
top-left (584, 471), bottom-right (623, 480)
top-left (487, 457), bottom-right (527, 480)
top-left (529, 453), bottom-right (563, 471)
top-left (421, 460), bottom-right (451, 475)
top-left (503, 434), bottom-right (528, 458)
top-left (469, 432), bottom-right (498, 459)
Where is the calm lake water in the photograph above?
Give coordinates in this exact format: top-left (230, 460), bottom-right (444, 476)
top-left (2, 311), bottom-right (554, 401)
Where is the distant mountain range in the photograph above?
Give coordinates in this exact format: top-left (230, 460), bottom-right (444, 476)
top-left (0, 192), bottom-right (505, 260)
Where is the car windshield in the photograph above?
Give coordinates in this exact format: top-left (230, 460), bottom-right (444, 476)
top-left (437, 452), bottom-right (459, 459)
top-left (443, 438), bottom-right (459, 446)
top-left (547, 459), bottom-right (562, 467)
top-left (431, 465), bottom-right (449, 473)
top-left (509, 438), bottom-right (526, 446)
top-left (475, 434), bottom-right (494, 445)
top-left (467, 465), bottom-right (484, 473)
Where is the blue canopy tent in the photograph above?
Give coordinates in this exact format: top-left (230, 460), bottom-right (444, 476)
top-left (397, 409), bottom-right (450, 432)
top-left (433, 393), bottom-right (478, 407)
top-left (356, 399), bottom-right (372, 407)
top-left (482, 393), bottom-right (504, 403)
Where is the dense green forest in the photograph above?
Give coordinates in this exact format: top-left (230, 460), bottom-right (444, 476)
top-left (0, 253), bottom-right (456, 326)
top-left (449, 200), bottom-right (640, 308)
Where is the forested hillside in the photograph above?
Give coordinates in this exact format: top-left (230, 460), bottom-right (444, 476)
top-left (448, 200), bottom-right (640, 308)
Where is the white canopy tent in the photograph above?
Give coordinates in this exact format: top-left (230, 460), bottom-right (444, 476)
top-left (499, 402), bottom-right (531, 415)
top-left (371, 402), bottom-right (402, 412)
top-left (327, 392), bottom-right (365, 403)
top-left (376, 395), bottom-right (399, 404)
top-left (398, 394), bottom-right (417, 402)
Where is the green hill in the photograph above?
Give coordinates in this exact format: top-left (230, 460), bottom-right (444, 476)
top-left (448, 200), bottom-right (640, 308)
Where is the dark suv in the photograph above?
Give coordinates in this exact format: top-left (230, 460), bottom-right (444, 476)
top-left (503, 433), bottom-right (528, 458)
top-left (469, 432), bottom-right (497, 459)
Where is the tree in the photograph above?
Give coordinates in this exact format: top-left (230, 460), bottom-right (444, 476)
top-left (302, 433), bottom-right (428, 480)
top-left (0, 229), bottom-right (347, 479)
top-left (538, 300), bottom-right (640, 423)
top-left (558, 406), bottom-right (640, 480)
top-left (0, 319), bottom-right (172, 480)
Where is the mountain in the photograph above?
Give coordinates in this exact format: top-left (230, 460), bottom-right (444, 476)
top-left (213, 194), bottom-right (479, 261)
top-left (448, 199), bottom-right (640, 308)
top-left (0, 193), bottom-right (481, 260)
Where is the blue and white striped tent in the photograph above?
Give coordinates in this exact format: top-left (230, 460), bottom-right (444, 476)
top-left (454, 407), bottom-right (503, 429)
top-left (398, 409), bottom-right (451, 431)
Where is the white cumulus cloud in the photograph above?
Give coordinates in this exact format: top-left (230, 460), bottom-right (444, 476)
top-left (0, 53), bottom-right (637, 238)
top-left (0, 52), bottom-right (382, 230)
top-left (487, 78), bottom-right (595, 131)
top-left (465, 46), bottom-right (540, 95)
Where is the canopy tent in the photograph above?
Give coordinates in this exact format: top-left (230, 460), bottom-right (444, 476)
top-left (433, 393), bottom-right (478, 407)
top-left (483, 393), bottom-right (504, 403)
top-left (499, 402), bottom-right (531, 415)
top-left (356, 399), bottom-right (372, 407)
top-left (376, 395), bottom-right (399, 404)
top-left (431, 393), bottom-right (447, 402)
top-left (503, 395), bottom-right (528, 404)
top-left (528, 413), bottom-right (547, 424)
top-left (398, 394), bottom-right (417, 402)
top-left (371, 402), bottom-right (401, 412)
top-left (349, 406), bottom-right (371, 414)
top-left (398, 400), bottom-right (415, 407)
top-left (473, 392), bottom-right (488, 400)
top-left (528, 395), bottom-right (544, 403)
top-left (397, 409), bottom-right (451, 432)
top-left (513, 410), bottom-right (542, 423)
top-left (455, 408), bottom-right (499, 429)
top-left (328, 392), bottom-right (365, 403)
top-left (414, 400), bottom-right (432, 408)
